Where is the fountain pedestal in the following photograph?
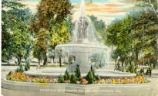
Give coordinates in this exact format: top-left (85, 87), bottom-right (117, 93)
top-left (55, 0), bottom-right (110, 75)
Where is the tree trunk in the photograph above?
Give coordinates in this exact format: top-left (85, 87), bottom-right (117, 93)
top-left (37, 58), bottom-right (41, 69)
top-left (17, 56), bottom-right (21, 66)
top-left (24, 44), bottom-right (33, 66)
top-left (59, 56), bottom-right (62, 67)
top-left (43, 53), bottom-right (47, 66)
top-left (135, 50), bottom-right (139, 65)
top-left (121, 60), bottom-right (124, 72)
top-left (52, 56), bottom-right (55, 63)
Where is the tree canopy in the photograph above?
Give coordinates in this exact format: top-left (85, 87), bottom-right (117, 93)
top-left (2, 0), bottom-right (33, 65)
top-left (106, 8), bottom-right (158, 67)
top-left (30, 0), bottom-right (72, 65)
top-left (90, 15), bottom-right (106, 40)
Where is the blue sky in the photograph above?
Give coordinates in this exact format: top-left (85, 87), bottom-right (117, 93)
top-left (22, 0), bottom-right (136, 24)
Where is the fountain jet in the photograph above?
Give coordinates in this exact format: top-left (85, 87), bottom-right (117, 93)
top-left (55, 0), bottom-right (108, 75)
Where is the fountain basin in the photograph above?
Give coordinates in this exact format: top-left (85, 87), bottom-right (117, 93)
top-left (23, 68), bottom-right (136, 79)
top-left (2, 79), bottom-right (153, 96)
top-left (56, 43), bottom-right (106, 51)
top-left (56, 43), bottom-right (106, 74)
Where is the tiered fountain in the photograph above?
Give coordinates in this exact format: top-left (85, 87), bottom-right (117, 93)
top-left (55, 0), bottom-right (107, 75)
top-left (24, 0), bottom-right (135, 78)
top-left (2, 1), bottom-right (152, 96)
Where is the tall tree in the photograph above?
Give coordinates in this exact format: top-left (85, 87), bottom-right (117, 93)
top-left (49, 16), bottom-right (72, 48)
top-left (33, 28), bottom-right (49, 66)
top-left (30, 0), bottom-right (72, 65)
top-left (2, 0), bottom-right (32, 65)
top-left (106, 9), bottom-right (158, 68)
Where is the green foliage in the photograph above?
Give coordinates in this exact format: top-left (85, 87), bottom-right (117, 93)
top-left (16, 64), bottom-right (24, 72)
top-left (30, 0), bottom-right (72, 65)
top-left (69, 65), bottom-right (81, 83)
top-left (58, 76), bottom-right (64, 83)
top-left (49, 19), bottom-right (71, 47)
top-left (33, 28), bottom-right (49, 61)
top-left (75, 65), bottom-right (81, 80)
top-left (2, 0), bottom-right (32, 64)
top-left (2, 0), bottom-right (24, 9)
top-left (135, 0), bottom-right (157, 9)
top-left (126, 62), bottom-right (136, 73)
top-left (24, 60), bottom-right (30, 71)
top-left (64, 70), bottom-right (71, 80)
top-left (6, 71), bottom-right (12, 80)
top-left (86, 66), bottom-right (96, 84)
top-left (11, 28), bottom-right (31, 65)
top-left (86, 71), bottom-right (95, 84)
top-left (106, 8), bottom-right (158, 66)
top-left (70, 75), bottom-right (77, 83)
top-left (95, 75), bottom-right (100, 81)
top-left (90, 15), bottom-right (106, 40)
top-left (136, 72), bottom-right (143, 76)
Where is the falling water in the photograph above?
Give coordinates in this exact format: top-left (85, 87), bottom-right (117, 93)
top-left (55, 0), bottom-right (114, 74)
top-left (80, 0), bottom-right (85, 17)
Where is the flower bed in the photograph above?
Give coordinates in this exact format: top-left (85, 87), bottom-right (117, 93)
top-left (7, 72), bottom-right (149, 84)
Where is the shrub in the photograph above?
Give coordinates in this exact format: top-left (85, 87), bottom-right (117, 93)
top-left (86, 70), bottom-right (95, 84)
top-left (136, 72), bottom-right (143, 76)
top-left (95, 75), bottom-right (100, 80)
top-left (70, 74), bottom-right (77, 83)
top-left (86, 66), bottom-right (97, 84)
top-left (75, 65), bottom-right (81, 80)
top-left (126, 62), bottom-right (136, 73)
top-left (64, 70), bottom-right (71, 80)
top-left (6, 71), bottom-right (12, 80)
top-left (24, 60), bottom-right (30, 71)
top-left (58, 76), bottom-right (64, 83)
top-left (16, 64), bottom-right (24, 72)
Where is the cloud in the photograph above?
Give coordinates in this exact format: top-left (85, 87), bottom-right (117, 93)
top-left (20, 1), bottom-right (133, 24)
top-left (20, 1), bottom-right (38, 7)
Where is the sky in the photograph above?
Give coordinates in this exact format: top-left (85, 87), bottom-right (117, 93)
top-left (21, 0), bottom-right (136, 25)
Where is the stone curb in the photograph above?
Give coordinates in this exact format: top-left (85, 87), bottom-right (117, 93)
top-left (2, 79), bottom-right (153, 96)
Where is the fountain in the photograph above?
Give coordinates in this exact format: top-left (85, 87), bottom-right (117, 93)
top-left (23, 0), bottom-right (136, 78)
top-left (2, 1), bottom-right (153, 96)
top-left (55, 0), bottom-right (107, 75)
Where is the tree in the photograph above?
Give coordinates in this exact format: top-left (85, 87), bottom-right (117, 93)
top-left (136, 0), bottom-right (157, 10)
top-left (11, 27), bottom-right (31, 65)
top-left (106, 16), bottom-right (132, 67)
top-left (49, 17), bottom-right (72, 48)
top-left (90, 15), bottom-right (106, 40)
top-left (75, 65), bottom-right (81, 80)
top-left (86, 67), bottom-right (96, 84)
top-left (64, 70), bottom-right (71, 80)
top-left (135, 0), bottom-right (158, 68)
top-left (70, 74), bottom-right (77, 83)
top-left (2, 0), bottom-right (23, 61)
top-left (130, 9), bottom-right (158, 66)
top-left (33, 28), bottom-right (49, 66)
top-left (106, 8), bottom-right (158, 68)
top-left (30, 0), bottom-right (72, 65)
top-left (49, 16), bottom-right (73, 67)
top-left (2, 0), bottom-right (32, 65)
